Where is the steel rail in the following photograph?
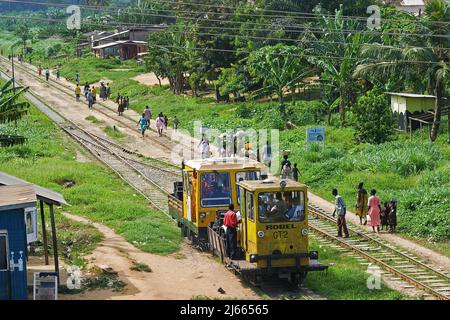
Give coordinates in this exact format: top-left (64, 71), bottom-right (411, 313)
top-left (0, 66), bottom-right (175, 215)
top-left (308, 205), bottom-right (450, 281)
top-left (0, 56), bottom-right (193, 153)
top-left (308, 220), bottom-right (449, 300)
top-left (3, 58), bottom-right (449, 300)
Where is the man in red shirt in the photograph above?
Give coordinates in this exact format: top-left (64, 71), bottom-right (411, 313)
top-left (224, 204), bottom-right (238, 259)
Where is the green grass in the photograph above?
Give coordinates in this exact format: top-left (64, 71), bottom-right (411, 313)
top-left (130, 261), bottom-right (152, 273)
top-left (305, 238), bottom-right (409, 300)
top-left (2, 34), bottom-right (448, 244)
top-left (111, 79), bottom-right (450, 243)
top-left (0, 103), bottom-right (182, 256)
top-left (103, 125), bottom-right (127, 140)
top-left (85, 115), bottom-right (103, 124)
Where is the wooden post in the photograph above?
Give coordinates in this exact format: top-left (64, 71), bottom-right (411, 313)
top-left (49, 204), bottom-right (59, 283)
top-left (409, 118), bottom-right (412, 139)
top-left (39, 200), bottom-right (49, 265)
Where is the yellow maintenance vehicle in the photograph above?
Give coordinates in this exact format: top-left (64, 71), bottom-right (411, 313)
top-left (168, 157), bottom-right (266, 246)
top-left (168, 157), bottom-right (327, 285)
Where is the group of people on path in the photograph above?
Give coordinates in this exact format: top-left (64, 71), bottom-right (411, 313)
top-left (116, 94), bottom-right (129, 116)
top-left (332, 182), bottom-right (398, 238)
top-left (137, 106), bottom-right (178, 138)
top-left (37, 65), bottom-right (51, 81)
top-left (73, 76), bottom-right (111, 110)
top-left (280, 154), bottom-right (300, 182)
top-left (355, 182), bottom-right (397, 233)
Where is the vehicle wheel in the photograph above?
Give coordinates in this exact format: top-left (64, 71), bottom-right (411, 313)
top-left (290, 272), bottom-right (307, 288)
top-left (181, 224), bottom-right (187, 237)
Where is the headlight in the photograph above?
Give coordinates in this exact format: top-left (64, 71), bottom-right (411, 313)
top-left (301, 228), bottom-right (309, 236)
top-left (250, 254), bottom-right (258, 263)
top-left (257, 231), bottom-right (265, 238)
top-left (309, 251), bottom-right (319, 260)
top-left (199, 212), bottom-right (207, 219)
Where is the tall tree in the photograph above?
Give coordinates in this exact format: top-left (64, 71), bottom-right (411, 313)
top-left (354, 0), bottom-right (449, 142)
top-left (0, 80), bottom-right (30, 147)
top-left (247, 44), bottom-right (310, 104)
top-left (306, 5), bottom-right (370, 127)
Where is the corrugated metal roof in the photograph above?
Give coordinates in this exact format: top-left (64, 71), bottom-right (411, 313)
top-left (238, 177), bottom-right (307, 192)
top-left (0, 184), bottom-right (37, 211)
top-left (400, 0), bottom-right (425, 6)
top-left (386, 92), bottom-right (436, 98)
top-left (0, 171), bottom-right (68, 205)
top-left (92, 40), bottom-right (148, 50)
top-left (96, 30), bottom-right (130, 42)
top-left (185, 157), bottom-right (267, 171)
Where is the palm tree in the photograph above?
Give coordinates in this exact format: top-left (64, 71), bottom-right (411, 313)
top-left (0, 79), bottom-right (30, 147)
top-left (354, 0), bottom-right (449, 142)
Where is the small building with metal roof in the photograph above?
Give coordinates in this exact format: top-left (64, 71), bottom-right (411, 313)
top-left (0, 171), bottom-right (68, 299)
top-left (0, 184), bottom-right (37, 300)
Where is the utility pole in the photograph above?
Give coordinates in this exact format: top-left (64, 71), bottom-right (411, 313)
top-left (11, 44), bottom-right (15, 93)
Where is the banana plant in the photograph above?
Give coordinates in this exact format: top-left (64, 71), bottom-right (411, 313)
top-left (0, 79), bottom-right (30, 147)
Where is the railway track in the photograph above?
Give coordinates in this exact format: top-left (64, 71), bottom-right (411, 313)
top-left (0, 56), bottom-right (194, 155)
top-left (308, 204), bottom-right (450, 300)
top-left (2, 58), bottom-right (449, 300)
top-left (0, 67), bottom-right (177, 214)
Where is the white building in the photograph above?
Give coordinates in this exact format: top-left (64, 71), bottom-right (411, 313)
top-left (395, 0), bottom-right (426, 16)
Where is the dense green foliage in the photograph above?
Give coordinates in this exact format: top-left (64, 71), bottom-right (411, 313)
top-left (0, 0), bottom-right (448, 245)
top-left (0, 79), bottom-right (30, 146)
top-left (352, 90), bottom-right (395, 144)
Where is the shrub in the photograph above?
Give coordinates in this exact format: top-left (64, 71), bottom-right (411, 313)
top-left (352, 90), bottom-right (395, 144)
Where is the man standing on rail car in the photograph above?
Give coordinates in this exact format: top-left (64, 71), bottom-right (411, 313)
top-left (224, 204), bottom-right (239, 260)
top-left (332, 188), bottom-right (349, 238)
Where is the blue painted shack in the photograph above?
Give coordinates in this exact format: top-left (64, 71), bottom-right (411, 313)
top-left (0, 184), bottom-right (36, 300)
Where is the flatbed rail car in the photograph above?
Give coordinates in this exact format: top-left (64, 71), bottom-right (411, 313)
top-left (169, 159), bottom-right (327, 285)
top-left (168, 157), bottom-right (266, 244)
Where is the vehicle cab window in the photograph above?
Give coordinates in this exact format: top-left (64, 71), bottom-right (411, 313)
top-left (200, 172), bottom-right (231, 207)
top-left (236, 171), bottom-right (260, 204)
top-left (246, 191), bottom-right (254, 221)
top-left (258, 191), bottom-right (305, 223)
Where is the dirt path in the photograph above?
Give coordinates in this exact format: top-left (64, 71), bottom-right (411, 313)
top-left (5, 58), bottom-right (449, 277)
top-left (61, 213), bottom-right (259, 300)
top-left (132, 73), bottom-right (169, 86)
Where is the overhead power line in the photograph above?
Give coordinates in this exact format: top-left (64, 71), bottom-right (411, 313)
top-left (0, 0), bottom-right (450, 25)
top-left (0, 1), bottom-right (449, 39)
top-left (3, 0), bottom-right (449, 26)
top-left (0, 14), bottom-right (445, 65)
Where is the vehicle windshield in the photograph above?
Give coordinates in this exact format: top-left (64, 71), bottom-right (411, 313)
top-left (236, 171), bottom-right (261, 204)
top-left (200, 172), bottom-right (232, 207)
top-left (258, 191), bottom-right (305, 223)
